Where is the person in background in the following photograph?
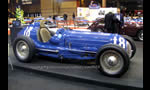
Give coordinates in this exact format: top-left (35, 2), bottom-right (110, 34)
top-left (115, 8), bottom-right (124, 30)
top-left (90, 0), bottom-right (94, 5)
top-left (72, 12), bottom-right (75, 25)
top-left (72, 12), bottom-right (75, 21)
top-left (104, 11), bottom-right (123, 33)
top-left (104, 12), bottom-right (117, 33)
top-left (128, 11), bottom-right (131, 17)
top-left (90, 0), bottom-right (99, 5)
top-left (63, 13), bottom-right (68, 26)
top-left (122, 8), bottom-right (127, 16)
top-left (53, 15), bottom-right (56, 24)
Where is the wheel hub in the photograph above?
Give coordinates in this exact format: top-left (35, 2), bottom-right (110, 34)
top-left (107, 56), bottom-right (118, 66)
top-left (21, 45), bottom-right (27, 52)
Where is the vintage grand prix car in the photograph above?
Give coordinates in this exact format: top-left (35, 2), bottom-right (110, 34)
top-left (88, 18), bottom-right (143, 41)
top-left (12, 20), bottom-right (136, 77)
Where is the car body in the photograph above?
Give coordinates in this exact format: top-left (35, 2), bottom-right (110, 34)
top-left (34, 18), bottom-right (57, 28)
top-left (56, 16), bottom-right (64, 21)
top-left (16, 22), bottom-right (128, 60)
top-left (12, 21), bottom-right (135, 77)
top-left (44, 20), bottom-right (57, 28)
top-left (88, 18), bottom-right (143, 41)
top-left (75, 17), bottom-right (89, 26)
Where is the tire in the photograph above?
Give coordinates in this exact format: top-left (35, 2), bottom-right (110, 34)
top-left (13, 36), bottom-right (35, 63)
top-left (137, 30), bottom-right (143, 41)
top-left (96, 44), bottom-right (130, 78)
top-left (122, 35), bottom-right (136, 59)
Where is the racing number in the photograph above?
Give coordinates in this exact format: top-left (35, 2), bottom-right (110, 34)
top-left (24, 27), bottom-right (33, 37)
top-left (119, 37), bottom-right (125, 49)
top-left (113, 36), bottom-right (125, 49)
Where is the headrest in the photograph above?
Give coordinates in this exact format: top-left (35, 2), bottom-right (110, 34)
top-left (40, 20), bottom-right (46, 28)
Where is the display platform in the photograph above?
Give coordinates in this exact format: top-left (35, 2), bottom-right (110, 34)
top-left (8, 41), bottom-right (143, 90)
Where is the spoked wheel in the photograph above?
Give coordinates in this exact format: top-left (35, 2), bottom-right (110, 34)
top-left (13, 36), bottom-right (35, 63)
top-left (97, 44), bottom-right (130, 77)
top-left (100, 50), bottom-right (124, 75)
top-left (16, 40), bottom-right (29, 60)
top-left (137, 30), bottom-right (143, 41)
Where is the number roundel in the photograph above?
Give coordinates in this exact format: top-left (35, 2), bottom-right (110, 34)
top-left (24, 27), bottom-right (33, 37)
top-left (113, 36), bottom-right (126, 49)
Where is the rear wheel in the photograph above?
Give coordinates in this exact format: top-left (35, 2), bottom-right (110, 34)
top-left (137, 30), bottom-right (143, 41)
top-left (96, 44), bottom-right (130, 77)
top-left (122, 35), bottom-right (136, 59)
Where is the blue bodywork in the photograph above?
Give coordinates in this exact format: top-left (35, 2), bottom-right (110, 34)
top-left (17, 22), bottom-right (128, 60)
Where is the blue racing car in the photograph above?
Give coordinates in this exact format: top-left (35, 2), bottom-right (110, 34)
top-left (12, 20), bottom-right (136, 77)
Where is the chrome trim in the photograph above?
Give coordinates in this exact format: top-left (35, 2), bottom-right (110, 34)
top-left (68, 49), bottom-right (96, 54)
top-left (36, 48), bottom-right (96, 54)
top-left (36, 48), bottom-right (59, 53)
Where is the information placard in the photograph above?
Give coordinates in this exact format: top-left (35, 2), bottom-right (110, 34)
top-left (77, 7), bottom-right (117, 21)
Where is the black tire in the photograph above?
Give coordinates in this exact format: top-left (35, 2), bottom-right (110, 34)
top-left (13, 36), bottom-right (35, 63)
top-left (137, 30), bottom-right (143, 41)
top-left (122, 35), bottom-right (136, 59)
top-left (96, 44), bottom-right (130, 78)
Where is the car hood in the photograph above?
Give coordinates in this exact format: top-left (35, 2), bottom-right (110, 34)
top-left (64, 30), bottom-right (115, 44)
top-left (63, 30), bottom-right (127, 52)
top-left (66, 30), bottom-right (113, 38)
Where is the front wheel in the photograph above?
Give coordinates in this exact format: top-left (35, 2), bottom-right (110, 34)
top-left (13, 36), bottom-right (35, 63)
top-left (96, 44), bottom-right (130, 77)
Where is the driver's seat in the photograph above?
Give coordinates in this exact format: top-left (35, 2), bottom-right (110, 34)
top-left (39, 21), bottom-right (52, 43)
top-left (40, 28), bottom-right (51, 42)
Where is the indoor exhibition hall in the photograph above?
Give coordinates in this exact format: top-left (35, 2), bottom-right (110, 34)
top-left (8, 0), bottom-right (143, 90)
